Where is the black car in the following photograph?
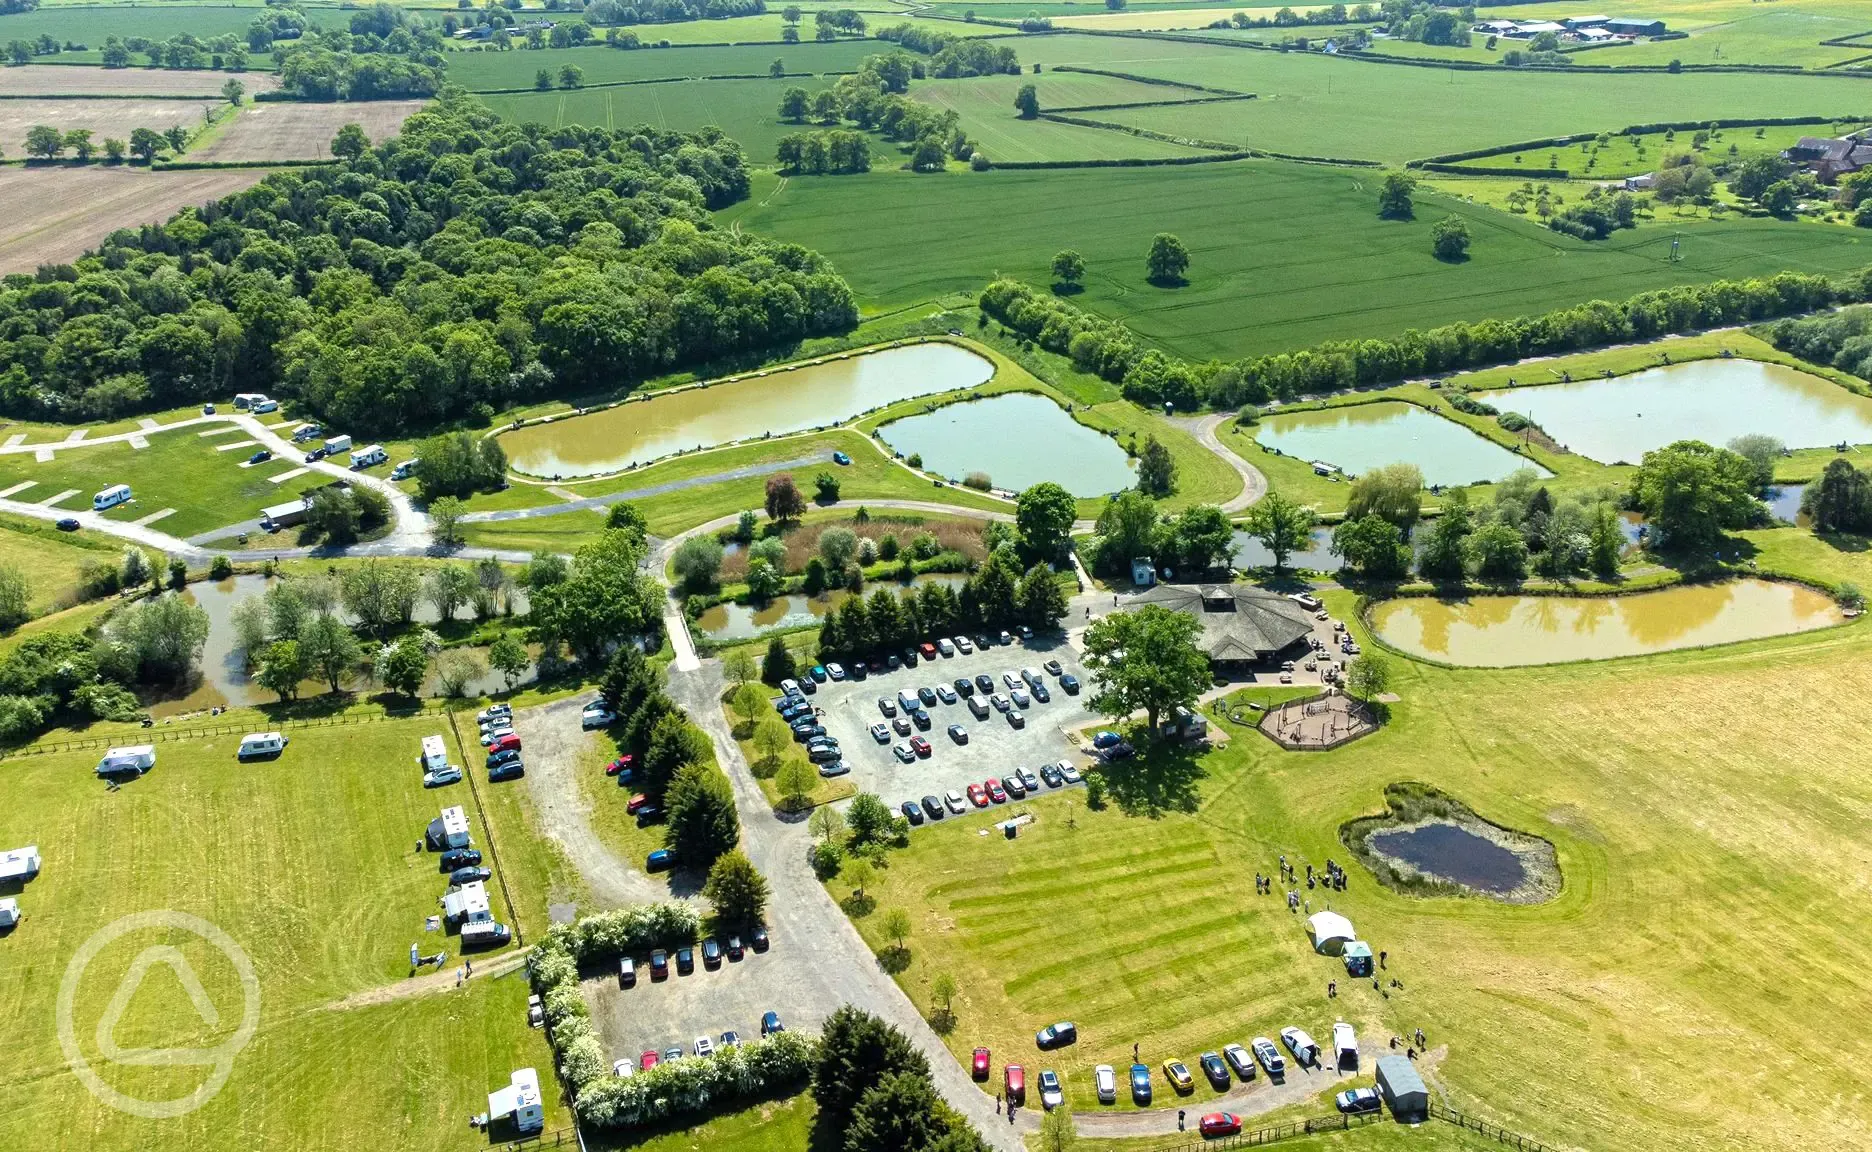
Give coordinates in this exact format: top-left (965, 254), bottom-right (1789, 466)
top-left (1039, 763), bottom-right (1064, 788)
top-left (702, 938), bottom-right (722, 968)
top-left (1059, 674), bottom-right (1080, 695)
top-left (918, 685), bottom-right (938, 706)
top-left (901, 800), bottom-right (925, 826)
top-left (1036, 1021), bottom-right (1078, 1050)
top-left (953, 677), bottom-right (975, 697)
top-left (902, 649), bottom-right (919, 668)
top-left (910, 709), bottom-right (931, 731)
top-left (921, 795), bottom-right (945, 820)
top-left (808, 745), bottom-right (842, 764)
top-left (248, 449), bottom-right (271, 465)
top-left (303, 447), bottom-right (327, 463)
top-left (751, 926), bottom-right (770, 952)
top-left (849, 662), bottom-right (868, 681)
top-left (487, 748), bottom-right (522, 768)
top-left (886, 654), bottom-right (901, 671)
top-left (635, 805), bottom-right (663, 826)
top-left (792, 723), bottom-right (826, 742)
top-left (439, 848), bottom-right (482, 870)
top-left (1200, 1052), bottom-right (1230, 1090)
top-left (975, 673), bottom-right (995, 694)
top-left (676, 946), bottom-right (694, 975)
top-left (55, 517), bottom-right (79, 531)
top-left (450, 865), bottom-right (492, 886)
top-left (1032, 683), bottom-right (1051, 703)
top-left (975, 633), bottom-right (995, 650)
top-left (488, 759), bottom-right (524, 782)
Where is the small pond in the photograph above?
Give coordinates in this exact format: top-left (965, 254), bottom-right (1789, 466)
top-left (502, 343), bottom-right (995, 478)
top-left (695, 573), bottom-right (969, 642)
top-left (1233, 526), bottom-right (1343, 573)
top-left (1254, 401), bottom-right (1547, 488)
top-left (1368, 823), bottom-right (1526, 896)
top-left (875, 392), bottom-right (1136, 497)
top-left (1369, 578), bottom-right (1843, 667)
top-left (1476, 359), bottom-right (1872, 465)
top-left (1766, 483), bottom-right (1807, 525)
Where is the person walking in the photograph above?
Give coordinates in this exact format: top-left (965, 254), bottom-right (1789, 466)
top-left (1379, 950), bottom-right (1387, 970)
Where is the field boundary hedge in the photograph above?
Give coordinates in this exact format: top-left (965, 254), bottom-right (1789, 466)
top-left (1048, 94), bottom-right (1255, 113)
top-left (1409, 115), bottom-right (1868, 168)
top-left (988, 150), bottom-right (1257, 170)
top-left (152, 159), bottom-right (325, 170)
top-left (1048, 63), bottom-right (1248, 96)
top-left (1420, 162), bottom-right (1571, 177)
top-left (464, 69), bottom-right (851, 95)
top-left (0, 92), bottom-right (235, 102)
top-left (1039, 111), bottom-right (1242, 151)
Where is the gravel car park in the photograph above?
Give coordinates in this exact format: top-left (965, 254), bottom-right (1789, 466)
top-left (807, 634), bottom-right (1098, 808)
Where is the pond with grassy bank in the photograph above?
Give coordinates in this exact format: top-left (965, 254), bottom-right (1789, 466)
top-left (874, 391), bottom-right (1135, 496)
top-left (1255, 400), bottom-right (1547, 487)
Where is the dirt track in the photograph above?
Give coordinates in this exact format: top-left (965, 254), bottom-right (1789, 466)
top-left (0, 65), bottom-right (281, 97)
top-left (0, 166), bottom-right (270, 271)
top-left (189, 99), bottom-right (427, 162)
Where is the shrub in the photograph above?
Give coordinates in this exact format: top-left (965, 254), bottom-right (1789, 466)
top-left (576, 1030), bottom-right (816, 1129)
top-left (209, 555), bottom-right (234, 580)
top-left (962, 471), bottom-right (993, 491)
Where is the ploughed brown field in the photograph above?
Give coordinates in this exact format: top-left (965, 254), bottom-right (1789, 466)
top-left (0, 97), bottom-right (213, 150)
top-left (188, 99), bottom-right (428, 162)
top-left (0, 65), bottom-right (281, 97)
top-left (0, 166), bottom-right (271, 270)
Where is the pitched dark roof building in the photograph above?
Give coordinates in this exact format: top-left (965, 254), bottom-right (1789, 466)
top-left (1129, 583), bottom-right (1315, 664)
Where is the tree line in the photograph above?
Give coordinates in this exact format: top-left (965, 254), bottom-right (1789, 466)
top-left (18, 125), bottom-right (195, 165)
top-left (775, 51), bottom-right (974, 173)
top-left (981, 269), bottom-right (1853, 411)
top-left (1768, 305), bottom-right (1872, 384)
top-left (0, 96), bottom-right (857, 431)
top-left (872, 22), bottom-right (1021, 77)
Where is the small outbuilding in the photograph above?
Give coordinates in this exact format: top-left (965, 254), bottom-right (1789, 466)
top-left (1605, 16), bottom-right (1665, 36)
top-left (486, 1067), bottom-right (544, 1134)
top-left (1376, 1054), bottom-right (1429, 1120)
top-left (1306, 910), bottom-right (1357, 955)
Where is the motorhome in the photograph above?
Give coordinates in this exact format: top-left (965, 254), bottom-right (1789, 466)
top-left (419, 734), bottom-right (449, 774)
top-left (351, 444), bottom-right (388, 469)
top-left (92, 484), bottom-right (131, 512)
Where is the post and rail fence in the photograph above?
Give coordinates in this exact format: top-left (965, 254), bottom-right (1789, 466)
top-left (1142, 1106), bottom-right (1557, 1152)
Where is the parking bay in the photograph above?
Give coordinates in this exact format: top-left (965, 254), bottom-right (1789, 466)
top-left (811, 636), bottom-right (1099, 814)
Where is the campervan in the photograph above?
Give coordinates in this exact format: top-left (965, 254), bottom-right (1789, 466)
top-left (351, 444), bottom-right (388, 469)
top-left (237, 732), bottom-right (288, 760)
top-left (92, 484), bottom-right (131, 512)
top-left (419, 734), bottom-right (449, 774)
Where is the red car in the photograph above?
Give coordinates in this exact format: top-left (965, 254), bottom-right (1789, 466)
top-left (1199, 1113), bottom-right (1242, 1138)
top-left (909, 736), bottom-right (931, 758)
top-left (966, 783), bottom-right (988, 808)
top-left (972, 1047), bottom-right (991, 1080)
top-left (985, 778), bottom-right (1007, 803)
top-left (919, 642), bottom-right (939, 659)
top-left (1004, 1064), bottom-right (1026, 1106)
top-left (489, 732), bottom-right (521, 754)
top-left (627, 793), bottom-right (651, 814)
top-left (640, 1051), bottom-right (660, 1071)
top-left (606, 754), bottom-right (635, 777)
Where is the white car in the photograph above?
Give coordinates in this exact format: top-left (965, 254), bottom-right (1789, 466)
top-left (480, 727), bottom-right (514, 747)
top-left (1252, 1037), bottom-right (1285, 1076)
top-left (422, 766), bottom-right (462, 788)
top-left (1057, 760), bottom-right (1082, 784)
top-left (894, 742), bottom-right (916, 763)
top-left (613, 1059), bottom-right (633, 1078)
top-left (1281, 1027), bottom-right (1320, 1067)
top-left (1003, 670), bottom-right (1023, 688)
top-left (937, 638), bottom-right (955, 657)
top-left (944, 790), bottom-right (966, 814)
top-left (1094, 1063), bottom-right (1117, 1104)
top-left (582, 702), bottom-right (616, 728)
top-left (477, 704), bottom-right (511, 725)
top-left (954, 635), bottom-right (974, 654)
top-left (693, 1035), bottom-right (714, 1057)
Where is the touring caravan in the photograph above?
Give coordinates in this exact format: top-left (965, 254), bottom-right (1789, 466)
top-left (92, 484), bottom-right (131, 512)
top-left (96, 745), bottom-right (155, 777)
top-left (419, 734), bottom-right (448, 774)
top-left (237, 733), bottom-right (288, 760)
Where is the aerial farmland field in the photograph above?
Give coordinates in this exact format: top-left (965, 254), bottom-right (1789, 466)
top-left (0, 65), bottom-right (279, 97)
top-left (0, 166), bottom-right (272, 272)
top-left (444, 38), bottom-right (883, 92)
top-left (186, 99), bottom-right (427, 162)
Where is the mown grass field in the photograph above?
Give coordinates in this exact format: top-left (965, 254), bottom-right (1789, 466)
top-left (484, 76), bottom-right (829, 159)
top-left (446, 39), bottom-right (881, 91)
top-left (1446, 120), bottom-right (1864, 179)
top-left (0, 429), bottom-right (333, 538)
top-left (0, 7), bottom-right (270, 66)
top-left (833, 590), bottom-right (1872, 1150)
top-left (911, 72), bottom-right (1219, 162)
top-left (725, 159), bottom-right (1872, 363)
top-left (0, 712), bottom-right (573, 1151)
top-left (0, 512), bottom-right (122, 617)
top-left (1484, 0), bottom-right (1872, 68)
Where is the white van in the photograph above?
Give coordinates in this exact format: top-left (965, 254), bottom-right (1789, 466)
top-left (460, 920), bottom-right (511, 947)
top-left (391, 458), bottom-right (418, 481)
top-left (92, 484), bottom-right (131, 512)
top-left (351, 444), bottom-right (387, 469)
top-left (237, 732), bottom-right (288, 760)
top-left (251, 398), bottom-right (279, 414)
top-left (323, 434), bottom-right (353, 457)
top-left (96, 745), bottom-right (155, 777)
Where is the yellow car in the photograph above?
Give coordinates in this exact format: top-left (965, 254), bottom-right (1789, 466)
top-left (1163, 1059), bottom-right (1194, 1093)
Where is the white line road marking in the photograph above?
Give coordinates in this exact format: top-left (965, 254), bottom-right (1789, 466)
top-left (134, 508), bottom-right (176, 526)
top-left (216, 440), bottom-right (258, 452)
top-left (0, 481), bottom-right (34, 497)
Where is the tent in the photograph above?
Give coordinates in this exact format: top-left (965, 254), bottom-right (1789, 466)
top-left (1376, 1054), bottom-right (1428, 1120)
top-left (1343, 940), bottom-right (1373, 976)
top-left (1307, 910), bottom-right (1357, 955)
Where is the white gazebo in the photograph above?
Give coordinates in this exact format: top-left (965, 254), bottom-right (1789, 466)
top-left (1306, 910), bottom-right (1357, 955)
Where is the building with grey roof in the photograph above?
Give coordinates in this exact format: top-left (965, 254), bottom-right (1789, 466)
top-left (1128, 583), bottom-right (1315, 666)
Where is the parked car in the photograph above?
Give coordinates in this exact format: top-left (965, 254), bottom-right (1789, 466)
top-left (921, 795), bottom-right (944, 820)
top-left (901, 800), bottom-right (925, 826)
top-left (55, 518), bottom-right (79, 531)
top-left (1200, 1113), bottom-right (1243, 1138)
top-left (422, 766), bottom-right (462, 788)
top-left (1016, 766), bottom-right (1040, 793)
top-left (1200, 1051), bottom-right (1230, 1090)
top-left (1060, 674), bottom-right (1080, 695)
top-left (726, 937), bottom-right (744, 960)
top-left (1059, 761), bottom-right (1083, 784)
top-left (581, 701), bottom-right (616, 728)
top-left (818, 760), bottom-right (850, 778)
top-left (1337, 1087), bottom-right (1382, 1115)
top-left (720, 1029), bottom-right (742, 1048)
top-left (826, 662), bottom-right (846, 681)
top-left (488, 732), bottom-right (521, 754)
top-left (449, 866), bottom-right (491, 886)
top-left (1043, 659), bottom-right (1063, 677)
top-left (751, 926), bottom-right (769, 952)
top-left (832, 450), bottom-right (852, 465)
top-left (809, 665), bottom-right (827, 682)
top-left (489, 758), bottom-right (524, 782)
top-left (991, 694), bottom-right (1011, 713)
top-left (634, 805), bottom-right (662, 826)
top-left (936, 684), bottom-right (957, 705)
top-left (937, 638), bottom-right (955, 657)
top-left (955, 636), bottom-right (974, 654)
top-left (947, 790), bottom-right (968, 813)
top-left (1039, 763), bottom-right (1064, 788)
top-left (952, 677), bottom-right (975, 697)
top-left (984, 778), bottom-right (1007, 803)
top-left (1032, 683), bottom-right (1051, 703)
top-left (1003, 671), bottom-right (1023, 689)
top-left (702, 938), bottom-right (722, 968)
top-left (948, 723), bottom-right (968, 744)
top-left (1004, 773), bottom-right (1027, 799)
top-left (693, 1035), bottom-right (714, 1057)
top-left (918, 685), bottom-right (938, 706)
top-left (1280, 1027), bottom-right (1321, 1068)
top-left (975, 673), bottom-right (995, 694)
top-left (1011, 687), bottom-right (1031, 709)
top-left (1095, 1064), bottom-right (1117, 1104)
top-left (663, 1046), bottom-right (683, 1062)
top-left (761, 1011), bottom-right (783, 1036)
top-left (1251, 1037), bottom-right (1285, 1077)
top-left (894, 742), bottom-right (916, 764)
top-left (646, 848), bottom-right (676, 872)
top-left (640, 1050), bottom-right (660, 1071)
top-left (619, 957), bottom-right (635, 987)
top-left (975, 632), bottom-right (995, 650)
top-left (1092, 730), bottom-right (1123, 749)
top-left (1035, 1022), bottom-right (1077, 1050)
top-left (892, 716), bottom-right (912, 736)
top-left (902, 649), bottom-right (919, 668)
top-left (440, 848), bottom-right (482, 870)
top-left (919, 642), bottom-right (938, 660)
top-left (967, 696), bottom-right (990, 720)
top-left (878, 697), bottom-right (897, 717)
top-left (675, 946), bottom-right (694, 974)
top-left (649, 949), bottom-right (668, 979)
top-left (909, 735), bottom-right (931, 758)
top-left (1223, 1043), bottom-right (1256, 1081)
top-left (1018, 625), bottom-right (1033, 640)
top-left (1007, 709), bottom-right (1026, 729)
top-left (303, 448), bottom-right (327, 463)
top-left (792, 723), bottom-right (826, 742)
top-left (1163, 1060), bottom-right (1194, 1094)
top-left (1130, 1063), bottom-right (1152, 1104)
top-left (808, 744), bottom-right (842, 764)
top-left (604, 754), bottom-right (635, 776)
top-left (999, 630), bottom-right (1013, 645)
top-left (247, 449), bottom-right (272, 465)
top-left (972, 1047), bottom-right (991, 1080)
top-left (1039, 1070), bottom-right (1063, 1110)
top-left (627, 793), bottom-right (652, 814)
top-left (910, 709), bottom-right (931, 731)
top-left (967, 783), bottom-right (989, 807)
top-left (1004, 1065), bottom-right (1025, 1106)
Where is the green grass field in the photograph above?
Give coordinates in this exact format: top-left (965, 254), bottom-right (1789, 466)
top-left (832, 589), bottom-right (1872, 1150)
top-left (446, 39), bottom-right (882, 91)
top-left (725, 159), bottom-right (1872, 363)
top-left (0, 712), bottom-right (572, 1151)
top-left (912, 71), bottom-right (1223, 162)
top-left (483, 76), bottom-right (832, 158)
top-left (0, 512), bottom-right (123, 617)
top-left (0, 429), bottom-right (332, 538)
top-left (1446, 120), bottom-right (1865, 179)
